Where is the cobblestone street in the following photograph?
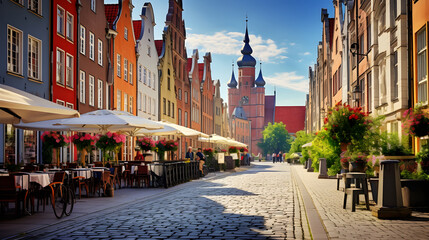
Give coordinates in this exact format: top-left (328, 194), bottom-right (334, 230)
top-left (12, 162), bottom-right (303, 240)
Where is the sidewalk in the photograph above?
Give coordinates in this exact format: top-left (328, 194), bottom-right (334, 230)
top-left (291, 165), bottom-right (429, 239)
top-left (0, 171), bottom-right (229, 239)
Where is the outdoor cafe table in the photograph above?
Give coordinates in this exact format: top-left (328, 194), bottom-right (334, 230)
top-left (70, 168), bottom-right (92, 179)
top-left (14, 172), bottom-right (51, 190)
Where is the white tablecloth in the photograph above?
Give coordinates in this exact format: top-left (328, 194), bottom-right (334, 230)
top-left (15, 173), bottom-right (50, 190)
top-left (130, 165), bottom-right (138, 174)
top-left (71, 168), bottom-right (92, 179)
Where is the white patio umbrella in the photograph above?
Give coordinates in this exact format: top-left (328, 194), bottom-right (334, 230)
top-left (226, 138), bottom-right (248, 147)
top-left (55, 110), bottom-right (163, 134)
top-left (0, 83), bottom-right (80, 124)
top-left (13, 119), bottom-right (96, 132)
top-left (198, 134), bottom-right (231, 145)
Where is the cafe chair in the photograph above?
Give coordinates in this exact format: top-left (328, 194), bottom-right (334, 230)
top-left (109, 167), bottom-right (121, 190)
top-left (133, 165), bottom-right (150, 188)
top-left (73, 175), bottom-right (89, 199)
top-left (93, 171), bottom-right (111, 196)
top-left (0, 176), bottom-right (25, 216)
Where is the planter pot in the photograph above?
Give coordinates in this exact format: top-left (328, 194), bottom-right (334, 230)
top-left (341, 161), bottom-right (349, 170)
top-left (369, 178), bottom-right (429, 208)
top-left (349, 160), bottom-right (366, 172)
top-left (401, 179), bottom-right (429, 208)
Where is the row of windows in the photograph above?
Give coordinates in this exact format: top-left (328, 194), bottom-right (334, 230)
top-left (80, 25), bottom-right (103, 66)
top-left (162, 98), bottom-right (175, 118)
top-left (138, 92), bottom-right (156, 116)
top-left (177, 89), bottom-right (188, 103)
top-left (116, 54), bottom-right (133, 84)
top-left (138, 65), bottom-right (156, 90)
top-left (116, 90), bottom-right (133, 114)
top-left (56, 48), bottom-right (73, 88)
top-left (79, 70), bottom-right (105, 109)
top-left (12, 0), bottom-right (41, 15)
top-left (191, 104), bottom-right (200, 124)
top-left (7, 25), bottom-right (42, 81)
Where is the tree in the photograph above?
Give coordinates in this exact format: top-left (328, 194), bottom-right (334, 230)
top-left (257, 122), bottom-right (293, 155)
top-left (288, 130), bottom-right (314, 155)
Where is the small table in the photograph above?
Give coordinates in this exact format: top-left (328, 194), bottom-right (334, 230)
top-left (343, 172), bottom-right (370, 212)
top-left (71, 168), bottom-right (92, 179)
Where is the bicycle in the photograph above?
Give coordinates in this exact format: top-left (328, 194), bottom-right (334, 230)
top-left (47, 172), bottom-right (75, 218)
top-left (201, 164), bottom-right (209, 177)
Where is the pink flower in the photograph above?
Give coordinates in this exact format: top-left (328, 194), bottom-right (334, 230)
top-left (107, 132), bottom-right (112, 138)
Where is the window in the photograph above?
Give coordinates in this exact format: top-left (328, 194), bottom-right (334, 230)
top-left (153, 72), bottom-right (156, 90)
top-left (98, 79), bottom-right (103, 109)
top-left (417, 27), bottom-right (427, 104)
top-left (28, 36), bottom-right (41, 80)
top-left (184, 91), bottom-right (188, 104)
top-left (148, 70), bottom-right (151, 87)
top-left (80, 25), bottom-right (85, 54)
top-left (185, 111), bottom-right (188, 127)
top-left (367, 17), bottom-right (371, 50)
top-left (153, 98), bottom-right (156, 116)
top-left (57, 99), bottom-right (65, 106)
top-left (168, 100), bottom-right (171, 116)
top-left (168, 77), bottom-right (171, 90)
top-left (89, 75), bottom-right (94, 106)
top-left (138, 65), bottom-right (142, 82)
top-left (148, 98), bottom-right (151, 115)
top-left (391, 0), bottom-right (397, 25)
top-left (97, 39), bottom-right (103, 65)
top-left (147, 46), bottom-right (151, 56)
top-left (391, 51), bottom-right (398, 100)
top-left (163, 98), bottom-right (166, 115)
top-left (80, 71), bottom-right (85, 103)
top-left (124, 58), bottom-right (128, 81)
top-left (359, 34), bottom-right (365, 62)
top-left (117, 54), bottom-right (121, 77)
top-left (89, 32), bottom-right (94, 60)
top-left (90, 0), bottom-right (96, 12)
top-left (56, 49), bottom-right (65, 85)
top-left (368, 72), bottom-right (372, 111)
top-left (124, 27), bottom-right (128, 40)
top-left (66, 54), bottom-right (73, 88)
top-left (178, 88), bottom-right (182, 100)
top-left (124, 93), bottom-right (128, 113)
top-left (129, 96), bottom-right (133, 114)
top-left (117, 90), bottom-right (121, 111)
top-left (361, 77), bottom-right (365, 108)
top-left (129, 63), bottom-right (133, 84)
top-left (143, 94), bottom-right (147, 112)
top-left (148, 70), bottom-right (151, 88)
top-left (138, 92), bottom-right (142, 111)
top-left (57, 7), bottom-right (64, 35)
top-left (7, 26), bottom-right (22, 74)
top-left (178, 109), bottom-right (182, 125)
top-left (29, 0), bottom-right (41, 15)
top-left (66, 103), bottom-right (73, 109)
top-left (66, 13), bottom-right (73, 40)
top-left (143, 68), bottom-right (147, 84)
top-left (172, 103), bottom-right (175, 118)
top-left (105, 84), bottom-right (109, 109)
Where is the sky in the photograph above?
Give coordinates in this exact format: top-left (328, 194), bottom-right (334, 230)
top-left (105, 0), bottom-right (335, 106)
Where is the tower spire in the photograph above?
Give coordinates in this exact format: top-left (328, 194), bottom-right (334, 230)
top-left (237, 17), bottom-right (256, 67)
top-left (227, 61), bottom-right (237, 88)
top-left (255, 61), bottom-right (266, 87)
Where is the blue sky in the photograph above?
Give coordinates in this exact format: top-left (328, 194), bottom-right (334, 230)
top-left (106, 0), bottom-right (335, 106)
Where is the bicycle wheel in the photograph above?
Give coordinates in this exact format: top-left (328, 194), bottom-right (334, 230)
top-left (203, 166), bottom-right (208, 176)
top-left (52, 185), bottom-right (66, 219)
top-left (64, 186), bottom-right (75, 216)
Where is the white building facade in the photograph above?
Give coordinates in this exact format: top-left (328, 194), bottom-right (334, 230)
top-left (135, 3), bottom-right (158, 121)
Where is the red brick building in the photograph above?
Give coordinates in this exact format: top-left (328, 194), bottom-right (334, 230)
top-left (274, 106), bottom-right (306, 135)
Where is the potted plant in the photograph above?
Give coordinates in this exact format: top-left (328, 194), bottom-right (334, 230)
top-left (324, 103), bottom-right (371, 151)
top-left (69, 133), bottom-right (96, 167)
top-left (340, 151), bottom-right (367, 172)
top-left (228, 146), bottom-right (238, 154)
top-left (154, 139), bottom-right (176, 162)
top-left (402, 105), bottom-right (429, 137)
top-left (41, 131), bottom-right (69, 166)
top-left (136, 137), bottom-right (155, 152)
top-left (378, 133), bottom-right (416, 172)
top-left (95, 132), bottom-right (126, 165)
top-left (416, 145), bottom-right (429, 174)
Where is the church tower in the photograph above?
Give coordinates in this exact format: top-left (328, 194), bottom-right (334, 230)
top-left (228, 19), bottom-right (266, 155)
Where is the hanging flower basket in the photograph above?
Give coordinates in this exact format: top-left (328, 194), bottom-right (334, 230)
top-left (136, 137), bottom-right (155, 152)
top-left (402, 105), bottom-right (429, 137)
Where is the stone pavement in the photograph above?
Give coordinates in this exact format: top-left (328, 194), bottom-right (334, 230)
top-left (3, 163), bottom-right (304, 240)
top-left (291, 164), bottom-right (429, 240)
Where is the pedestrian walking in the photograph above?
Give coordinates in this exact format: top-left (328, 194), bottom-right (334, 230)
top-left (272, 152), bottom-right (276, 163)
top-left (278, 151), bottom-right (283, 163)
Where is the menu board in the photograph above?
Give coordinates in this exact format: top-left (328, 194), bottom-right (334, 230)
top-left (217, 153), bottom-right (225, 164)
top-left (230, 153), bottom-right (238, 160)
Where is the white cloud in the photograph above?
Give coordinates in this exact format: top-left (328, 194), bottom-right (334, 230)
top-left (186, 27), bottom-right (192, 31)
top-left (265, 72), bottom-right (308, 93)
top-left (290, 43), bottom-right (296, 46)
top-left (186, 31), bottom-right (287, 63)
top-left (303, 52), bottom-right (311, 56)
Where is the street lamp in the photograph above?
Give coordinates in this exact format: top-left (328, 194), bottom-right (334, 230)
top-left (352, 84), bottom-right (361, 105)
